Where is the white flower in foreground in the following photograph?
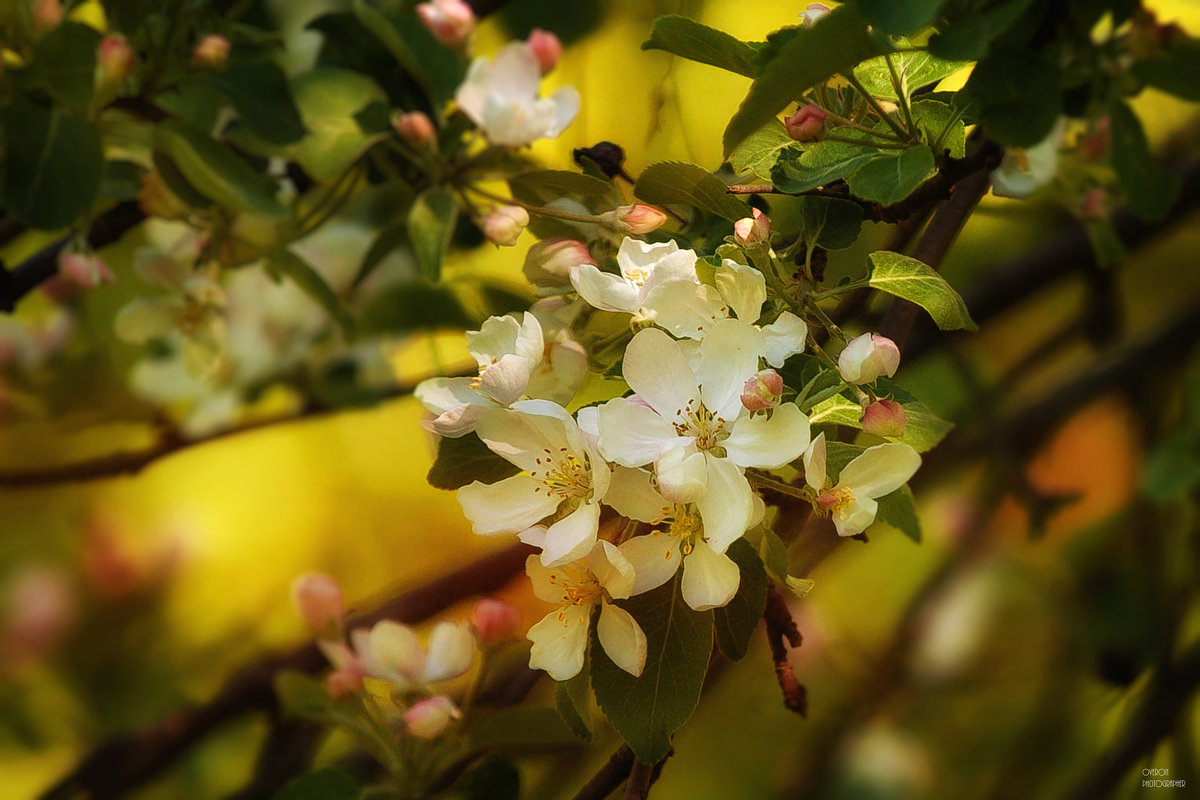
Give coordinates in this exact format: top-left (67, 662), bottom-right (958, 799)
top-left (712, 259), bottom-right (809, 365)
top-left (991, 119), bottom-right (1065, 198)
top-left (837, 332), bottom-right (900, 384)
top-left (459, 400), bottom-right (610, 566)
top-left (803, 433), bottom-right (921, 537)
top-left (455, 42), bottom-right (580, 147)
top-left (597, 321), bottom-right (810, 549)
top-left (526, 541), bottom-right (646, 681)
top-left (344, 619), bottom-right (475, 692)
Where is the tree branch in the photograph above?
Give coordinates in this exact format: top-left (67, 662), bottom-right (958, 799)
top-left (571, 745), bottom-right (635, 800)
top-left (764, 586), bottom-right (806, 715)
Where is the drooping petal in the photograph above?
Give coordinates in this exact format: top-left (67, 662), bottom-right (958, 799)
top-left (415, 377), bottom-right (485, 416)
top-left (466, 314), bottom-right (522, 367)
top-left (643, 280), bottom-right (727, 340)
top-left (603, 467), bottom-right (669, 523)
top-left (714, 260), bottom-right (766, 323)
top-left (837, 443), bottom-right (922, 499)
top-left (697, 319), bottom-right (765, 422)
top-left (527, 605), bottom-right (590, 681)
top-left (540, 501), bottom-right (601, 567)
top-left (723, 403), bottom-right (811, 469)
top-left (457, 475), bottom-right (559, 535)
top-left (597, 602), bottom-right (647, 676)
top-left (681, 539), bottom-right (741, 611)
top-left (589, 540), bottom-right (636, 599)
top-left (833, 494), bottom-right (879, 537)
top-left (761, 311), bottom-right (809, 368)
top-left (475, 403), bottom-right (571, 472)
top-left (422, 403), bottom-right (486, 438)
top-left (525, 554), bottom-right (561, 604)
top-left (569, 264), bottom-right (641, 313)
top-left (596, 396), bottom-right (683, 467)
top-left (803, 432), bottom-right (827, 491)
top-left (621, 327), bottom-right (700, 420)
top-left (618, 531), bottom-right (681, 595)
top-left (477, 353), bottom-right (533, 405)
top-left (694, 454), bottom-right (754, 553)
top-left (655, 445), bottom-right (708, 503)
top-left (546, 86), bottom-right (581, 137)
top-left (422, 621), bottom-right (476, 683)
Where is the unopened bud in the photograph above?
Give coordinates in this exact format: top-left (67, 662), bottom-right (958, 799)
top-left (326, 668), bottom-right (364, 700)
top-left (33, 0), bottom-right (63, 33)
top-left (1080, 116), bottom-right (1110, 160)
top-left (733, 208), bottom-right (771, 246)
top-left (472, 597), bottom-right (521, 645)
top-left (415, 0), bottom-right (475, 47)
top-left (1081, 188), bottom-right (1108, 220)
top-left (837, 332), bottom-right (900, 384)
top-left (526, 28), bottom-right (562, 73)
top-left (523, 237), bottom-right (591, 286)
top-left (97, 34), bottom-right (133, 87)
top-left (392, 110), bottom-right (436, 147)
top-left (58, 252), bottom-right (114, 289)
top-left (741, 369), bottom-right (783, 412)
top-left (862, 399), bottom-right (906, 438)
top-left (192, 34), bottom-right (231, 70)
top-left (404, 696), bottom-right (461, 739)
top-left (603, 204), bottom-right (668, 234)
top-left (802, 3), bottom-right (831, 25)
top-left (483, 206), bottom-right (530, 246)
top-left (292, 573), bottom-right (344, 639)
top-left (784, 104), bottom-right (826, 142)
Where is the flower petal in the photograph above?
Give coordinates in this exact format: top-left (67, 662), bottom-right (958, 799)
top-left (540, 501), bottom-right (601, 567)
top-left (366, 620), bottom-right (425, 688)
top-left (527, 605), bottom-right (590, 681)
top-left (596, 396), bottom-right (683, 467)
top-left (762, 311), bottom-right (809, 368)
top-left (621, 327), bottom-right (700, 420)
top-left (478, 353), bottom-right (533, 405)
top-left (597, 602), bottom-right (647, 677)
top-left (697, 318), bottom-right (765, 422)
top-left (681, 539), bottom-right (741, 611)
top-left (694, 454), bottom-right (754, 553)
top-left (714, 260), bottom-right (766, 324)
top-left (457, 475), bottom-right (559, 535)
top-left (589, 540), bottom-right (636, 599)
top-left (723, 403), bottom-right (811, 469)
top-left (569, 264), bottom-right (641, 313)
top-left (804, 432), bottom-right (827, 491)
top-left (422, 621), bottom-right (476, 683)
top-left (114, 297), bottom-right (179, 343)
top-left (837, 443), bottom-right (922, 499)
top-left (618, 531), bottom-right (681, 595)
top-left (604, 467), bottom-right (669, 523)
top-left (655, 445), bottom-right (708, 503)
top-left (833, 494), bottom-right (878, 537)
top-left (643, 280), bottom-right (726, 340)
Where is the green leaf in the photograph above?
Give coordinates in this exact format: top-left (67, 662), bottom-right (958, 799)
top-left (823, 441), bottom-right (865, 483)
top-left (845, 145), bottom-right (937, 206)
top-left (641, 15), bottom-right (761, 78)
top-left (555, 667), bottom-right (594, 742)
top-left (591, 574), bottom-right (713, 764)
top-left (723, 4), bottom-right (881, 155)
top-left (634, 162), bottom-right (749, 221)
top-left (274, 671), bottom-right (333, 722)
top-left (1109, 99), bottom-right (1179, 223)
top-left (427, 432), bottom-right (521, 491)
top-left (454, 761), bottom-right (521, 800)
top-left (408, 187), bottom-right (458, 282)
top-left (352, 0), bottom-right (438, 106)
top-left (1, 103), bottom-right (102, 229)
top-left (909, 99), bottom-right (966, 159)
top-left (867, 250), bottom-right (977, 331)
top-left (152, 152), bottom-right (214, 209)
top-left (874, 485), bottom-right (920, 542)
top-left (1133, 38), bottom-right (1200, 101)
top-left (855, 0), bottom-right (944, 35)
top-left (290, 68), bottom-right (388, 182)
top-left (928, 0), bottom-right (1036, 61)
top-left (808, 393), bottom-right (862, 428)
top-left (274, 768), bottom-right (360, 800)
top-left (28, 22), bottom-right (100, 111)
top-left (509, 170), bottom-right (615, 200)
top-left (786, 196), bottom-right (864, 250)
top-left (266, 249), bottom-right (355, 337)
top-left (713, 539), bottom-right (769, 661)
top-left (808, 386), bottom-right (953, 453)
top-left (853, 50), bottom-right (967, 100)
top-left (100, 160), bottom-right (145, 201)
top-left (153, 119), bottom-right (287, 218)
top-left (729, 119), bottom-right (793, 181)
top-left (756, 527), bottom-right (790, 584)
top-left (197, 61), bottom-right (306, 145)
top-left (962, 49), bottom-right (1061, 147)
top-left (771, 140), bottom-right (879, 194)
top-left (467, 707), bottom-right (583, 752)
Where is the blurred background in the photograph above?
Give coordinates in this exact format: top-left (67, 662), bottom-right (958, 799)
top-left (2, 0), bottom-right (1199, 798)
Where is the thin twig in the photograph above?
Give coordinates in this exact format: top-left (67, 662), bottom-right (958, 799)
top-left (764, 587), bottom-right (806, 715)
top-left (571, 745), bottom-right (635, 800)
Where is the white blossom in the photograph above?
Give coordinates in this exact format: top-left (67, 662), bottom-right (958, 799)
top-left (455, 42), bottom-right (580, 146)
top-left (804, 434), bottom-right (921, 536)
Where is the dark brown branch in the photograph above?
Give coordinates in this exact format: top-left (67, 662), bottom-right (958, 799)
top-left (763, 586), bottom-right (806, 715)
top-left (38, 542), bottom-right (534, 800)
top-left (623, 759), bottom-right (655, 800)
top-left (572, 745), bottom-right (636, 800)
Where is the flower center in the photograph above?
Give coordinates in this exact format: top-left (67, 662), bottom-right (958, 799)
top-left (658, 504), bottom-right (704, 555)
top-left (672, 398), bottom-right (727, 451)
top-left (818, 487), bottom-right (854, 512)
top-left (546, 564), bottom-right (602, 615)
top-left (531, 448), bottom-right (592, 503)
top-left (624, 267), bottom-right (650, 287)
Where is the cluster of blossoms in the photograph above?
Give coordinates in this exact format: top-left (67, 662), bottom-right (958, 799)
top-left (417, 221), bottom-right (923, 681)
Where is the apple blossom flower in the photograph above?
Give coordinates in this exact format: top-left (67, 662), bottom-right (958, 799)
top-left (862, 399), bottom-right (906, 438)
top-left (405, 696), bottom-right (461, 738)
top-left (192, 34), bottom-right (231, 69)
top-left (472, 597), bottom-right (521, 645)
top-left (991, 119), bottom-right (1065, 198)
top-left (784, 104), bottom-right (826, 142)
top-left (455, 42), bottom-right (580, 146)
top-left (292, 573), bottom-right (344, 639)
top-left (599, 204), bottom-right (668, 234)
top-left (459, 400), bottom-right (611, 566)
top-left (837, 332), bottom-right (900, 384)
top-left (416, 0), bottom-right (475, 46)
top-left (348, 619), bottom-right (475, 692)
top-left (58, 251), bottom-right (114, 289)
top-left (526, 28), bottom-right (562, 73)
top-left (392, 110), bottom-right (435, 148)
top-left (803, 434), bottom-right (921, 536)
top-left (523, 237), bottom-right (591, 289)
top-left (734, 208), bottom-right (771, 246)
top-left (482, 205), bottom-right (530, 246)
top-left (596, 321), bottom-right (810, 549)
top-left (525, 542), bottom-right (646, 680)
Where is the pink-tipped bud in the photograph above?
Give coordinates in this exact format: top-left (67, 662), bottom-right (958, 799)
top-left (1081, 188), bottom-right (1108, 220)
top-left (58, 252), bottom-right (114, 290)
top-left (526, 28), bottom-right (562, 74)
top-left (837, 332), bottom-right (901, 384)
top-left (326, 668), bottom-right (364, 700)
top-left (97, 34), bottom-right (134, 86)
top-left (404, 696), bottom-right (461, 739)
top-left (604, 204), bottom-right (668, 234)
top-left (784, 104), bottom-right (826, 142)
top-left (741, 369), bottom-right (784, 412)
top-left (192, 34), bottom-right (231, 70)
top-left (2, 566), bottom-right (75, 667)
top-left (523, 237), bottom-right (591, 286)
top-left (1080, 116), bottom-right (1110, 160)
top-left (483, 206), bottom-right (530, 246)
top-left (733, 208), bottom-right (771, 246)
top-left (802, 3), bottom-right (831, 25)
top-left (292, 573), bottom-right (344, 639)
top-left (472, 597), bottom-right (521, 646)
top-left (862, 399), bottom-right (906, 438)
top-left (32, 0), bottom-right (63, 33)
top-left (392, 110), bottom-right (436, 148)
top-left (416, 0), bottom-right (475, 47)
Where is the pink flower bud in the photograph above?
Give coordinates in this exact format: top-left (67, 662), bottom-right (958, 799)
top-left (733, 208), bottom-right (771, 246)
top-left (97, 34), bottom-right (134, 86)
top-left (802, 3), bottom-right (831, 25)
top-left (862, 399), bottom-right (906, 438)
top-left (404, 696), bottom-right (460, 739)
top-left (837, 333), bottom-right (901, 384)
top-left (741, 369), bottom-right (783, 412)
top-left (192, 34), bottom-right (231, 70)
top-left (472, 597), bottom-right (521, 645)
top-left (292, 573), bottom-right (344, 639)
top-left (392, 110), bottom-right (436, 148)
top-left (483, 206), bottom-right (530, 246)
top-left (2, 565), bottom-right (75, 668)
top-left (58, 252), bottom-right (114, 290)
top-left (1081, 188), bottom-right (1108, 220)
top-left (523, 237), bottom-right (591, 286)
top-left (526, 28), bottom-right (562, 74)
top-left (1080, 116), bottom-right (1110, 160)
top-left (784, 104), bottom-right (826, 142)
top-left (604, 204), bottom-right (668, 234)
top-left (416, 0), bottom-right (475, 47)
top-left (326, 668), bottom-right (364, 700)
top-left (33, 0), bottom-right (63, 33)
